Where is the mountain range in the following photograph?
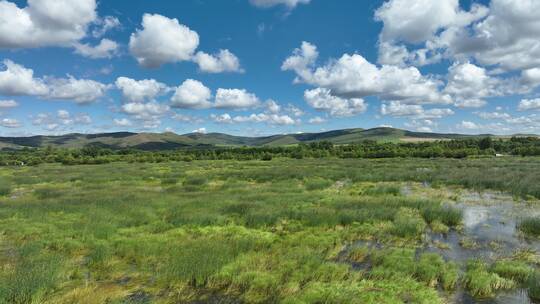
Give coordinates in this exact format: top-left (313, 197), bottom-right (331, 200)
top-left (0, 127), bottom-right (533, 151)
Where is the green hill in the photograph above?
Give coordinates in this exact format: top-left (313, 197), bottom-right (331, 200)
top-left (0, 127), bottom-right (533, 151)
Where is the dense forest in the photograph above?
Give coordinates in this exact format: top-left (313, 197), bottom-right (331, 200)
top-left (1, 137), bottom-right (540, 166)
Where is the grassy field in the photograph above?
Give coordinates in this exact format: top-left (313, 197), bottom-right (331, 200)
top-left (0, 158), bottom-right (539, 303)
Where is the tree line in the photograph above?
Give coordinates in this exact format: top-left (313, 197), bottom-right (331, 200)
top-left (1, 137), bottom-right (540, 166)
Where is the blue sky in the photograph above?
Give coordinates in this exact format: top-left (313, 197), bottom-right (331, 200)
top-left (1, 0), bottom-right (539, 136)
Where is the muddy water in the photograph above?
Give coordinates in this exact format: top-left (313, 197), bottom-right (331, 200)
top-left (424, 191), bottom-right (540, 304)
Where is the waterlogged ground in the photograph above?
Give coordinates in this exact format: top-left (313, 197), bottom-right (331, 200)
top-left (409, 187), bottom-right (540, 303)
top-left (0, 158), bottom-right (539, 303)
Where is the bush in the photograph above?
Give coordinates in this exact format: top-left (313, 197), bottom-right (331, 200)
top-left (261, 153), bottom-right (273, 161)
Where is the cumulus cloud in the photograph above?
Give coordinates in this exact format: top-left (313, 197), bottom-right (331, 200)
top-left (0, 118), bottom-right (21, 128)
top-left (518, 99), bottom-right (540, 111)
top-left (73, 38), bottom-right (119, 59)
top-left (0, 0), bottom-right (97, 49)
top-left (215, 88), bottom-right (260, 109)
top-left (308, 116), bottom-right (326, 124)
top-left (375, 0), bottom-right (540, 73)
top-left (121, 101), bottom-right (170, 117)
top-left (457, 121), bottom-right (481, 130)
top-left (192, 127), bottom-right (207, 134)
top-left (92, 16), bottom-right (121, 38)
top-left (129, 14), bottom-right (199, 68)
top-left (170, 79), bottom-right (212, 109)
top-left (0, 60), bottom-right (48, 96)
top-left (193, 50), bottom-right (243, 73)
top-left (113, 118), bottom-right (132, 127)
top-left (381, 101), bottom-right (454, 119)
top-left (115, 77), bottom-right (169, 104)
top-left (0, 60), bottom-right (108, 103)
top-left (283, 42), bottom-right (451, 106)
top-left (211, 112), bottom-right (296, 125)
top-left (303, 88), bottom-right (367, 117)
top-left (31, 111), bottom-right (92, 131)
top-left (46, 76), bottom-right (109, 104)
top-left (249, 0), bottom-right (311, 9)
top-left (444, 62), bottom-right (499, 108)
top-left (266, 100), bottom-right (281, 114)
top-left (0, 100), bottom-right (18, 109)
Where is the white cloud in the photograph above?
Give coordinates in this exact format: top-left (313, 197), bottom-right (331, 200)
top-left (211, 112), bottom-right (296, 125)
top-left (113, 118), bottom-right (132, 127)
top-left (444, 62), bottom-right (499, 108)
top-left (211, 113), bottom-right (233, 124)
top-left (46, 76), bottom-right (108, 104)
top-left (0, 0), bottom-right (97, 49)
top-left (0, 100), bottom-right (18, 109)
top-left (170, 79), bottom-right (212, 109)
top-left (249, 0), bottom-right (310, 9)
top-left (521, 68), bottom-right (540, 87)
top-left (92, 16), bottom-right (121, 38)
top-left (171, 113), bottom-right (203, 123)
top-left (518, 99), bottom-right (540, 111)
top-left (57, 109), bottom-right (70, 119)
top-left (192, 127), bottom-right (207, 134)
top-left (0, 60), bottom-right (108, 103)
top-left (266, 99), bottom-right (281, 114)
top-left (0, 60), bottom-right (48, 96)
top-left (304, 88), bottom-right (367, 117)
top-left (73, 38), bottom-right (119, 59)
top-left (121, 102), bottom-right (170, 117)
top-left (457, 121), bottom-right (480, 130)
top-left (193, 50), bottom-right (243, 73)
top-left (74, 114), bottom-right (92, 124)
top-left (477, 111), bottom-right (512, 120)
top-left (375, 0), bottom-right (471, 44)
top-left (115, 77), bottom-right (169, 103)
top-left (215, 88), bottom-right (260, 109)
top-left (381, 102), bottom-right (423, 117)
top-left (0, 118), bottom-right (21, 128)
top-left (283, 42), bottom-right (451, 105)
top-left (308, 116), bottom-right (326, 124)
top-left (285, 104), bottom-right (304, 117)
top-left (129, 14), bottom-right (199, 68)
top-left (381, 101), bottom-right (454, 119)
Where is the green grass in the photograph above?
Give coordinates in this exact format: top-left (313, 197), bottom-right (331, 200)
top-left (518, 217), bottom-right (540, 237)
top-left (0, 158), bottom-right (538, 303)
top-left (464, 260), bottom-right (516, 298)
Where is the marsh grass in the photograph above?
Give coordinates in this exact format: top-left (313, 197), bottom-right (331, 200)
top-left (0, 243), bottom-right (63, 304)
top-left (526, 271), bottom-right (540, 301)
top-left (0, 159), bottom-right (538, 303)
top-left (0, 177), bottom-right (11, 196)
top-left (464, 260), bottom-right (516, 298)
top-left (491, 260), bottom-right (533, 283)
top-left (518, 217), bottom-right (540, 237)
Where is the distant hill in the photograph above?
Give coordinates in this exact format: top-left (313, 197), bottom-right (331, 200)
top-left (0, 127), bottom-right (536, 151)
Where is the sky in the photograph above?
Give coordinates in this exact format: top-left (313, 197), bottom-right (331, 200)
top-left (1, 0), bottom-right (540, 137)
